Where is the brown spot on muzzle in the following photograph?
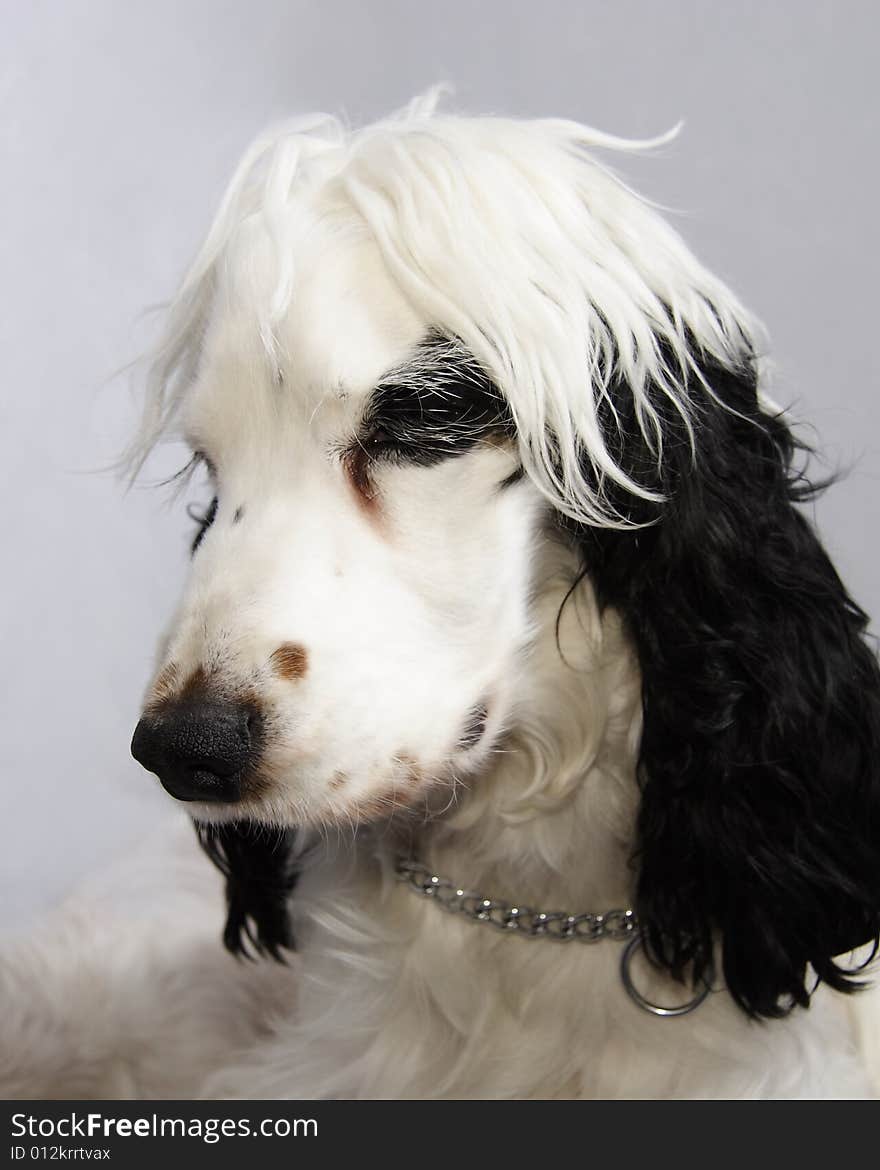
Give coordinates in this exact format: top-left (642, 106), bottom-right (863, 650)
top-left (270, 642), bottom-right (309, 681)
top-left (148, 662), bottom-right (181, 707)
top-left (146, 665), bottom-right (219, 711)
top-left (397, 753), bottom-right (424, 786)
top-left (353, 793), bottom-right (396, 820)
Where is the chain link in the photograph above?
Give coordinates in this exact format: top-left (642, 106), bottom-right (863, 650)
top-left (396, 858), bottom-right (638, 944)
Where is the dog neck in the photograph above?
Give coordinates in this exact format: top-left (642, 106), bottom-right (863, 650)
top-left (397, 535), bottom-right (643, 914)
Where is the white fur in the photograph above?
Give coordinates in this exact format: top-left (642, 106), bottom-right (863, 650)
top-left (3, 96), bottom-right (877, 1099)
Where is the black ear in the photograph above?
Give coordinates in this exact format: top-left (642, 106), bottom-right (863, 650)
top-left (573, 348), bottom-right (880, 1017)
top-left (194, 821), bottom-right (299, 961)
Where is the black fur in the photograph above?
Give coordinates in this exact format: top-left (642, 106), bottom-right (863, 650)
top-left (194, 821), bottom-right (298, 960)
top-left (571, 344), bottom-right (880, 1017)
top-left (361, 334), bottom-right (513, 467)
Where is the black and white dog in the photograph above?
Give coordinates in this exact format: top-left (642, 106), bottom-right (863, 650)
top-left (3, 94), bottom-right (879, 1098)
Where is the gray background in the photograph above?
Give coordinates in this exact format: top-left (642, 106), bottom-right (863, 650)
top-left (2, 1), bottom-right (877, 930)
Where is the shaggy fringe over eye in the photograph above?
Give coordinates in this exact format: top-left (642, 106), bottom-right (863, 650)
top-left (124, 88), bottom-right (758, 528)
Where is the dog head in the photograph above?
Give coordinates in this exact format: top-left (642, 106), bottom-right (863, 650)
top-left (129, 96), bottom-right (880, 1014)
top-left (131, 220), bottom-right (536, 826)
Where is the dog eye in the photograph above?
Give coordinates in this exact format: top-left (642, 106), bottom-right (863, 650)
top-left (343, 428), bottom-right (399, 499)
top-left (188, 496), bottom-right (218, 553)
top-left (344, 343), bottom-right (511, 498)
top-left (351, 422), bottom-right (419, 472)
top-left (358, 394), bottom-right (502, 466)
top-left (361, 425), bottom-right (396, 453)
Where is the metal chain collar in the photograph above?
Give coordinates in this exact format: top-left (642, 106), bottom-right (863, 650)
top-left (395, 857), bottom-right (638, 942)
top-left (395, 857), bottom-right (712, 1017)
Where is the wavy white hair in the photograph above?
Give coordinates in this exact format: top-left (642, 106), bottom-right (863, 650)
top-left (132, 89), bottom-right (757, 525)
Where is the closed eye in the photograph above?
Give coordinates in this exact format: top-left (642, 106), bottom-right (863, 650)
top-left (188, 496), bottom-right (218, 553)
top-left (344, 335), bottom-right (512, 494)
top-left (359, 425), bottom-right (398, 456)
top-left (173, 447), bottom-right (219, 554)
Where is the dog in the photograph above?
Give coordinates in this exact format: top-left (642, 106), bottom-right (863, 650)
top-left (3, 92), bottom-right (879, 1099)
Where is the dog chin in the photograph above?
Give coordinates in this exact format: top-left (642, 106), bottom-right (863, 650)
top-left (186, 751), bottom-right (479, 835)
top-left (184, 797), bottom-right (286, 830)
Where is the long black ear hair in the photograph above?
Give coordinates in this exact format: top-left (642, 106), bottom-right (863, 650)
top-left (194, 821), bottom-right (299, 960)
top-left (572, 344), bottom-right (880, 1018)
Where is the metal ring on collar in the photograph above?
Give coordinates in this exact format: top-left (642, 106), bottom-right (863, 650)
top-left (620, 934), bottom-right (712, 1017)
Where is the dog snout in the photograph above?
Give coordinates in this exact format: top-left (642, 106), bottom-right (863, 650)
top-left (131, 699), bottom-right (257, 803)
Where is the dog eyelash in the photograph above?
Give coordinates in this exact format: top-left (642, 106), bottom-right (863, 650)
top-left (356, 392), bottom-right (509, 462)
top-left (344, 413), bottom-right (462, 497)
top-left (188, 496), bottom-right (218, 553)
top-left (178, 449), bottom-right (219, 553)
top-left (343, 391), bottom-right (511, 500)
top-left (193, 449), bottom-right (218, 479)
top-left (343, 428), bottom-right (394, 499)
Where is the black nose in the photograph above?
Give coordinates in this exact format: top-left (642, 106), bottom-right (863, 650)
top-left (131, 700), bottom-right (256, 802)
